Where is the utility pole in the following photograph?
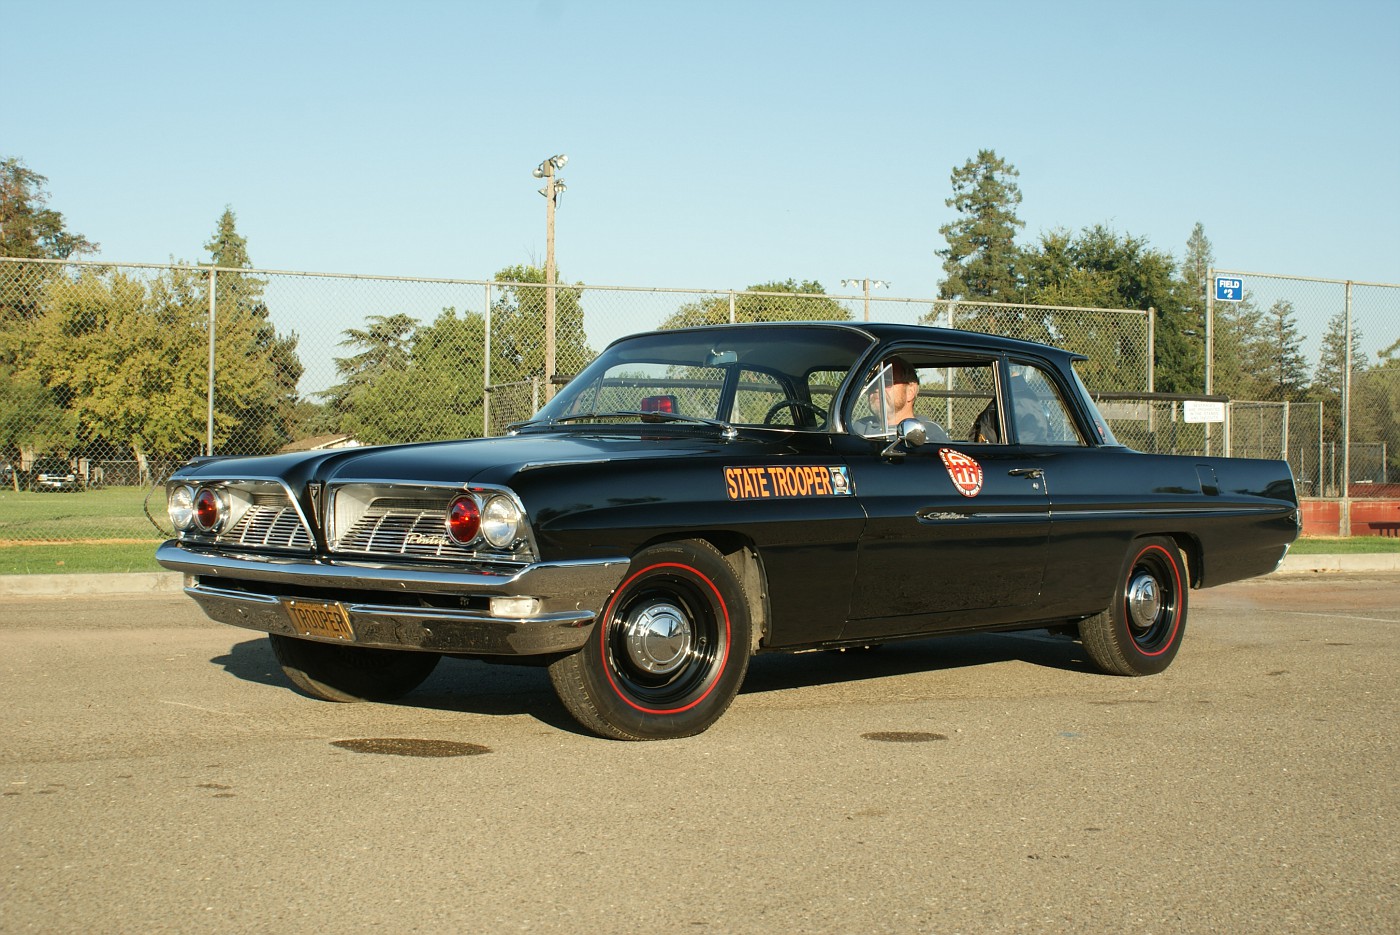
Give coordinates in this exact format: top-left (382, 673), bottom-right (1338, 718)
top-left (532, 154), bottom-right (568, 398)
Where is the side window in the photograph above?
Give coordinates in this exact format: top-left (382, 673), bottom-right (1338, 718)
top-left (1008, 362), bottom-right (1085, 446)
top-left (851, 355), bottom-right (998, 441)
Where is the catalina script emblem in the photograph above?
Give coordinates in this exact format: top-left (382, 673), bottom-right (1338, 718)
top-left (938, 448), bottom-right (983, 498)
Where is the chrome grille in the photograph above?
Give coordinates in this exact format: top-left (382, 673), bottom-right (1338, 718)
top-left (337, 502), bottom-right (474, 559)
top-left (225, 504), bottom-right (313, 550)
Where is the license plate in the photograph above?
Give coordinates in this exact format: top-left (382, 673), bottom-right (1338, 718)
top-left (284, 599), bottom-right (354, 641)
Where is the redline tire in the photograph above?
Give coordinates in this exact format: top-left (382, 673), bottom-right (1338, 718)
top-left (1079, 537), bottom-right (1188, 677)
top-left (269, 634), bottom-right (440, 703)
top-left (548, 540), bottom-right (752, 740)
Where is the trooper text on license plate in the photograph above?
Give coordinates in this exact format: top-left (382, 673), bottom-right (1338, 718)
top-left (284, 599), bottom-right (354, 641)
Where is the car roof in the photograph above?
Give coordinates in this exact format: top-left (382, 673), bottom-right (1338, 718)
top-left (614, 320), bottom-right (1084, 365)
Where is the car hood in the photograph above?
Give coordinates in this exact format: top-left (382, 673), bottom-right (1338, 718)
top-left (172, 429), bottom-right (774, 488)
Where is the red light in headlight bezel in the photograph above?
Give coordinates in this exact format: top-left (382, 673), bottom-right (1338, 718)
top-left (193, 487), bottom-right (223, 532)
top-left (445, 495), bottom-right (481, 544)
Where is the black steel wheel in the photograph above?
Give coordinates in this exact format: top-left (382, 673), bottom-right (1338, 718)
top-left (269, 634), bottom-right (440, 703)
top-left (1079, 536), bottom-right (1189, 676)
top-left (548, 540), bottom-right (752, 740)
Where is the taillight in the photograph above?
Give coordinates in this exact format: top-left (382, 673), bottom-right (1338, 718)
top-left (194, 487), bottom-right (223, 532)
top-left (445, 496), bottom-right (481, 544)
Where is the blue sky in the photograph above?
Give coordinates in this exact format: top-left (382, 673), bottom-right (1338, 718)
top-left (4, 0), bottom-right (1398, 305)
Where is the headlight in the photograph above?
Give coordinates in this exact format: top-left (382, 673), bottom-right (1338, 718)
top-left (481, 495), bottom-right (523, 549)
top-left (168, 485), bottom-right (196, 531)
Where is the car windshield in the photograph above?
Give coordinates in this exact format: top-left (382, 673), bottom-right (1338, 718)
top-left (529, 325), bottom-right (873, 431)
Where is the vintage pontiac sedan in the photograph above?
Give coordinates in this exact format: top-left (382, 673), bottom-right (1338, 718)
top-left (157, 322), bottom-right (1300, 739)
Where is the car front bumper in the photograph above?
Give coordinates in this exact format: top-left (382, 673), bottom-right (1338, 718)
top-left (156, 541), bottom-right (629, 655)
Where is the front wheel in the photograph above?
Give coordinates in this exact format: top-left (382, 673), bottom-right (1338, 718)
top-left (269, 634), bottom-right (441, 702)
top-left (1079, 537), bottom-right (1188, 676)
top-left (548, 540), bottom-right (752, 740)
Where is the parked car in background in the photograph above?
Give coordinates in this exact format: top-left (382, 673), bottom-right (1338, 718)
top-left (30, 457), bottom-right (82, 492)
top-left (157, 322), bottom-right (1301, 740)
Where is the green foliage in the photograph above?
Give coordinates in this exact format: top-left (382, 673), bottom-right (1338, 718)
top-left (339, 308), bottom-right (489, 444)
top-left (203, 209), bottom-right (303, 453)
top-left (0, 362), bottom-right (77, 457)
top-left (936, 150), bottom-right (1026, 303)
top-left (1257, 300), bottom-right (1309, 401)
top-left (0, 157), bottom-right (97, 261)
top-left (1311, 309), bottom-right (1369, 438)
top-left (491, 263), bottom-right (593, 384)
top-left (1352, 339), bottom-right (1400, 474)
top-left (661, 278), bottom-right (850, 329)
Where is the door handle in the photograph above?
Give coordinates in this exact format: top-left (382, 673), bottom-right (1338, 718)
top-left (1008, 468), bottom-right (1044, 479)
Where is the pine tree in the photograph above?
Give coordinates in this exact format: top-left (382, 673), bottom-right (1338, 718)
top-left (1258, 300), bottom-right (1309, 401)
top-left (936, 150), bottom-right (1025, 303)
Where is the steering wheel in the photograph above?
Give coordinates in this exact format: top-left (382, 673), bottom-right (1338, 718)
top-left (762, 398), bottom-right (828, 426)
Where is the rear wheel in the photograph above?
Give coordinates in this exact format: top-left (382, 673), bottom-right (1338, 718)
top-left (269, 634), bottom-right (440, 702)
top-left (548, 540), bottom-right (752, 740)
top-left (1079, 537), bottom-right (1188, 676)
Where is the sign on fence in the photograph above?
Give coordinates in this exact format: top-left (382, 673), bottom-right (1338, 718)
top-left (1214, 276), bottom-right (1244, 301)
top-left (1184, 400), bottom-right (1227, 423)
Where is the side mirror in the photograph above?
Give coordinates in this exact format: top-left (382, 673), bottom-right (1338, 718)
top-left (896, 417), bottom-right (928, 448)
top-left (880, 418), bottom-right (927, 459)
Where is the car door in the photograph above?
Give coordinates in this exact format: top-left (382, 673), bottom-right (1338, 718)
top-left (841, 353), bottom-right (1053, 640)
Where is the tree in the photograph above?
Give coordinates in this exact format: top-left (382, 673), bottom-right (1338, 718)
top-left (661, 278), bottom-right (850, 329)
top-left (1312, 309), bottom-right (1369, 438)
top-left (0, 157), bottom-right (97, 262)
top-left (204, 208), bottom-right (303, 452)
top-left (0, 362), bottom-right (78, 473)
top-left (490, 263), bottom-right (593, 387)
top-left (1157, 223), bottom-right (1211, 394)
top-left (1210, 293), bottom-right (1269, 400)
top-left (339, 309), bottom-right (488, 444)
top-left (936, 150), bottom-right (1026, 303)
top-left (1351, 339), bottom-right (1400, 478)
top-left (1256, 300), bottom-right (1309, 401)
top-left (323, 313), bottom-right (418, 421)
top-left (1017, 225), bottom-right (1186, 392)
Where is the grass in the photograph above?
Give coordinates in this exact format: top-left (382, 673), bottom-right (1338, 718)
top-left (1, 485), bottom-right (1397, 575)
top-left (0, 486), bottom-right (167, 575)
top-left (1290, 536), bottom-right (1400, 554)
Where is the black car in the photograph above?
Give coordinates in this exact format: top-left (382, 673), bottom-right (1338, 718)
top-left (156, 322), bottom-right (1300, 740)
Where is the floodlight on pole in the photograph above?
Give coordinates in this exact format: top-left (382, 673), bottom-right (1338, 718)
top-left (532, 154), bottom-right (568, 399)
top-left (841, 278), bottom-right (890, 321)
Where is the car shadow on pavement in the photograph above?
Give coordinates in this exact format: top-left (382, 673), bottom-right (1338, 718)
top-left (741, 629), bottom-right (1094, 696)
top-left (211, 637), bottom-right (584, 734)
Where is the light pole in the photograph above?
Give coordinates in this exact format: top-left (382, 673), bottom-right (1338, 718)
top-left (841, 278), bottom-right (889, 321)
top-left (532, 153), bottom-right (568, 398)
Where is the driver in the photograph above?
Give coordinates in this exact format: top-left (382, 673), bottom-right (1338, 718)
top-left (853, 356), bottom-right (948, 439)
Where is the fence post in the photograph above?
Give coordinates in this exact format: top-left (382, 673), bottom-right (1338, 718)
top-left (728, 291), bottom-right (736, 324)
top-left (483, 282), bottom-right (493, 438)
top-left (1342, 281), bottom-right (1353, 507)
top-left (206, 267), bottom-right (217, 456)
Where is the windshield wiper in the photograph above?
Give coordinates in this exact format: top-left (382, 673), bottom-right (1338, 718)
top-left (535, 410), bottom-right (738, 437)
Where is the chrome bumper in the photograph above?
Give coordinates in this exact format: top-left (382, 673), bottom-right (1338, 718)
top-left (157, 541), bottom-right (629, 656)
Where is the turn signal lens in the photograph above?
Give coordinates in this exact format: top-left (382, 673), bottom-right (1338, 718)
top-left (445, 496), bottom-right (481, 544)
top-left (168, 485), bottom-right (196, 531)
top-left (481, 495), bottom-right (522, 548)
top-left (193, 487), bottom-right (223, 532)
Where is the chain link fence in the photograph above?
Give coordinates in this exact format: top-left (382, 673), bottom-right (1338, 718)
top-left (3, 254), bottom-right (1393, 549)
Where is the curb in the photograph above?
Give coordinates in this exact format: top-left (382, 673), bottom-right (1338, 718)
top-left (1275, 552), bottom-right (1400, 575)
top-left (2, 554), bottom-right (1398, 597)
top-left (0, 572), bottom-right (185, 597)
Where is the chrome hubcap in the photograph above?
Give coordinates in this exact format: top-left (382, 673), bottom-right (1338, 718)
top-left (623, 602), bottom-right (691, 675)
top-left (1126, 573), bottom-right (1162, 628)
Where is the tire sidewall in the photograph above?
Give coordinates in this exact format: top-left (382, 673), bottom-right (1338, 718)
top-left (1112, 538), bottom-right (1187, 675)
top-left (578, 541), bottom-right (751, 739)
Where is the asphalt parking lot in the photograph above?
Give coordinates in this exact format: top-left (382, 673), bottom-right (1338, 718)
top-left (2, 573), bottom-right (1397, 934)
